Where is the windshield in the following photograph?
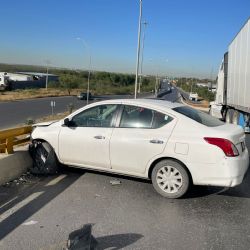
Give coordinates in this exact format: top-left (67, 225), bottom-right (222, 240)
top-left (173, 106), bottom-right (224, 127)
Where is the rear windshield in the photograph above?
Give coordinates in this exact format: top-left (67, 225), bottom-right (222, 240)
top-left (173, 106), bottom-right (224, 127)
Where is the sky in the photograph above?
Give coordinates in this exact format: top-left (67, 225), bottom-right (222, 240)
top-left (0, 0), bottom-right (249, 78)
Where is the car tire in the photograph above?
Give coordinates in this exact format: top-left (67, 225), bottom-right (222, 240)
top-left (151, 159), bottom-right (190, 199)
top-left (30, 141), bottom-right (59, 175)
top-left (209, 107), bottom-right (212, 115)
top-left (225, 109), bottom-right (233, 124)
top-left (232, 110), bottom-right (240, 125)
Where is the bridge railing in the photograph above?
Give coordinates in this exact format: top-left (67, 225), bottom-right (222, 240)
top-left (0, 126), bottom-right (32, 154)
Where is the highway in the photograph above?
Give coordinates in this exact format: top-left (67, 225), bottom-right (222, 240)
top-left (0, 91), bottom-right (176, 129)
top-left (161, 87), bottom-right (179, 102)
top-left (0, 94), bottom-right (132, 129)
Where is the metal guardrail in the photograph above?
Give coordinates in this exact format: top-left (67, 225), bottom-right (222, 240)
top-left (0, 126), bottom-right (32, 154)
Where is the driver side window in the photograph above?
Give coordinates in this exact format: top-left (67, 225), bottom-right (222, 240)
top-left (71, 104), bottom-right (118, 127)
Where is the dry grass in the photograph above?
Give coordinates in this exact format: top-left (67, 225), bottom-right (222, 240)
top-left (0, 88), bottom-right (82, 101)
top-left (36, 111), bottom-right (69, 123)
top-left (184, 99), bottom-right (210, 108)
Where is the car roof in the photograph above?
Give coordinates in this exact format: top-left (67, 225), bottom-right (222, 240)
top-left (95, 98), bottom-right (184, 110)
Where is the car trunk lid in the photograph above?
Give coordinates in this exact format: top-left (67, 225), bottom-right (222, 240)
top-left (209, 124), bottom-right (246, 155)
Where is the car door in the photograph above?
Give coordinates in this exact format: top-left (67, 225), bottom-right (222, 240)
top-left (110, 105), bottom-right (176, 174)
top-left (58, 104), bottom-right (118, 169)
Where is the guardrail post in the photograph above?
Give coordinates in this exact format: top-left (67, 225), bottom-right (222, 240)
top-left (0, 139), bottom-right (5, 153)
top-left (0, 126), bottom-right (32, 154)
top-left (6, 137), bottom-right (14, 154)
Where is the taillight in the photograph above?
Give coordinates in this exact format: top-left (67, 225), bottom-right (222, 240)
top-left (204, 137), bottom-right (239, 157)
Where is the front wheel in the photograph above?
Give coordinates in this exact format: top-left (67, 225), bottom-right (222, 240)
top-left (29, 141), bottom-right (59, 175)
top-left (151, 160), bottom-right (190, 198)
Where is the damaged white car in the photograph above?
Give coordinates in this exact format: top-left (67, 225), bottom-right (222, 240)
top-left (30, 99), bottom-right (249, 198)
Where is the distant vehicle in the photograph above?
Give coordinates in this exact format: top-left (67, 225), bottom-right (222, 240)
top-left (30, 99), bottom-right (249, 199)
top-left (0, 74), bottom-right (7, 89)
top-left (157, 80), bottom-right (172, 98)
top-left (189, 92), bottom-right (198, 102)
top-left (210, 18), bottom-right (250, 132)
top-left (77, 92), bottom-right (93, 100)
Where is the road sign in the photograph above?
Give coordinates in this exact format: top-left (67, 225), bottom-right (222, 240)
top-left (50, 101), bottom-right (56, 116)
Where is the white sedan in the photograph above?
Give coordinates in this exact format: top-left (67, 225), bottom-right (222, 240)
top-left (30, 99), bottom-right (249, 198)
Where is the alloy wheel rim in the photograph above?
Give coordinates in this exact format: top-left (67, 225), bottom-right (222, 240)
top-left (156, 165), bottom-right (183, 193)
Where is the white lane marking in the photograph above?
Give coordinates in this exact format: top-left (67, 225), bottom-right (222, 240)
top-left (0, 196), bottom-right (18, 210)
top-left (0, 192), bottom-right (43, 222)
top-left (45, 175), bottom-right (67, 186)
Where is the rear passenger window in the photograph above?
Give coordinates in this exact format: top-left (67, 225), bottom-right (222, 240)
top-left (152, 112), bottom-right (173, 129)
top-left (119, 105), bottom-right (173, 129)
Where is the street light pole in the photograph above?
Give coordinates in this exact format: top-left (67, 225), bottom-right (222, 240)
top-left (86, 55), bottom-right (91, 105)
top-left (76, 38), bottom-right (91, 104)
top-left (46, 65), bottom-right (49, 90)
top-left (45, 60), bottom-right (50, 90)
top-left (134, 0), bottom-right (142, 99)
top-left (138, 21), bottom-right (148, 94)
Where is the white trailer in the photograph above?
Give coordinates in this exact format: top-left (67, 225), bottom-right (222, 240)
top-left (210, 18), bottom-right (250, 132)
top-left (0, 72), bottom-right (33, 81)
top-left (0, 73), bottom-right (9, 89)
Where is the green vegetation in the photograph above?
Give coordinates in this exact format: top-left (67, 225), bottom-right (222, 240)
top-left (52, 70), bottom-right (155, 95)
top-left (0, 63), bottom-right (215, 101)
top-left (0, 63), bottom-right (155, 95)
top-left (176, 78), bottom-right (215, 101)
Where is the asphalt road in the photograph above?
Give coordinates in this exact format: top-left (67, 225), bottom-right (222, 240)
top-left (161, 87), bottom-right (179, 102)
top-left (0, 95), bottom-right (132, 129)
top-left (0, 135), bottom-right (250, 250)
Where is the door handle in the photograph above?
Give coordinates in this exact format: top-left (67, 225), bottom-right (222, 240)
top-left (94, 135), bottom-right (105, 139)
top-left (150, 139), bottom-right (164, 144)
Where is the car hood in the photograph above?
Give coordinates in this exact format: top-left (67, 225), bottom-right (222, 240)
top-left (32, 120), bottom-right (58, 127)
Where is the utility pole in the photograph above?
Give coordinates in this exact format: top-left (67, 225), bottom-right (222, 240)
top-left (155, 75), bottom-right (159, 96)
top-left (76, 38), bottom-right (92, 104)
top-left (46, 65), bottom-right (49, 90)
top-left (134, 0), bottom-right (142, 99)
top-left (87, 55), bottom-right (91, 105)
top-left (45, 60), bottom-right (50, 90)
top-left (138, 21), bottom-right (148, 94)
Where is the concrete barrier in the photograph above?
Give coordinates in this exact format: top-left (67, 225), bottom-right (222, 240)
top-left (0, 146), bottom-right (32, 185)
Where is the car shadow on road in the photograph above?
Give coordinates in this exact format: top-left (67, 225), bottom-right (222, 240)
top-left (62, 164), bottom-right (250, 200)
top-left (62, 165), bottom-right (152, 184)
top-left (0, 172), bottom-right (81, 241)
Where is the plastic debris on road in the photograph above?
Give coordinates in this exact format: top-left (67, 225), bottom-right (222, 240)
top-left (22, 220), bottom-right (38, 226)
top-left (109, 179), bottom-right (121, 185)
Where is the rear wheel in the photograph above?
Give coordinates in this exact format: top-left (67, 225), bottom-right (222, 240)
top-left (232, 110), bottom-right (240, 125)
top-left (225, 109), bottom-right (233, 123)
top-left (151, 160), bottom-right (190, 198)
top-left (30, 141), bottom-right (59, 175)
top-left (209, 107), bottom-right (212, 115)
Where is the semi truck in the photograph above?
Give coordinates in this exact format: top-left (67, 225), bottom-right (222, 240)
top-left (210, 17), bottom-right (250, 132)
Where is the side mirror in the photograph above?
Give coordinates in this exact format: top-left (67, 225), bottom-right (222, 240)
top-left (64, 118), bottom-right (70, 126)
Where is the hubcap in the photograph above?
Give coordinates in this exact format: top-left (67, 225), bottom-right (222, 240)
top-left (156, 166), bottom-right (183, 193)
top-left (34, 144), bottom-right (48, 168)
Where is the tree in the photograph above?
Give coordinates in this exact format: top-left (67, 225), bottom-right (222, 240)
top-left (59, 75), bottom-right (79, 95)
